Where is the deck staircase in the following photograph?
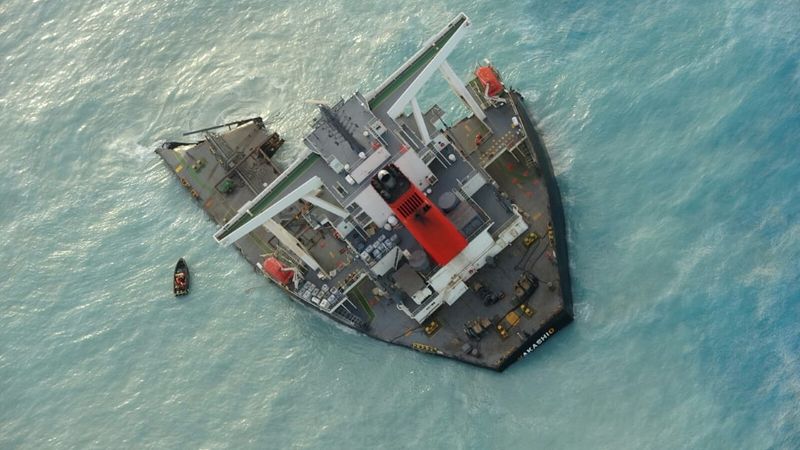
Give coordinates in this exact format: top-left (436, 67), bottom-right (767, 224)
top-left (419, 145), bottom-right (437, 165)
top-left (523, 148), bottom-right (538, 168)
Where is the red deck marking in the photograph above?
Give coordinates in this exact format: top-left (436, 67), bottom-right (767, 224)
top-left (388, 183), bottom-right (467, 266)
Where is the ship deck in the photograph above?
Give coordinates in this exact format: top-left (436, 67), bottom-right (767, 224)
top-left (156, 86), bottom-right (572, 371)
top-left (363, 150), bottom-right (568, 367)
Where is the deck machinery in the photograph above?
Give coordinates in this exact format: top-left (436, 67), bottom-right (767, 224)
top-left (156, 13), bottom-right (573, 371)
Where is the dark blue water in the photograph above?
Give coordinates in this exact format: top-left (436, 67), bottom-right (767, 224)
top-left (1, 0), bottom-right (798, 448)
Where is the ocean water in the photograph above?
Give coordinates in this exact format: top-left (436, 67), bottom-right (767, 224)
top-left (1, 0), bottom-right (798, 448)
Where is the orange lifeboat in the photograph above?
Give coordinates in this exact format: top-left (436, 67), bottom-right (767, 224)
top-left (475, 65), bottom-right (503, 97)
top-left (262, 256), bottom-right (294, 285)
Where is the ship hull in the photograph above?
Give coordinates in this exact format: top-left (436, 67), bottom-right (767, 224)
top-left (156, 91), bottom-right (573, 371)
top-left (155, 16), bottom-right (574, 371)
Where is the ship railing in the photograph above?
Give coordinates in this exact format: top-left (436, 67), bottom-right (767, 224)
top-left (333, 306), bottom-right (367, 330)
top-left (408, 292), bottom-right (437, 318)
top-left (508, 91), bottom-right (575, 314)
top-left (466, 77), bottom-right (492, 111)
top-left (505, 89), bottom-right (531, 154)
top-left (454, 187), bottom-right (488, 219)
top-left (453, 187), bottom-right (493, 240)
top-left (491, 214), bottom-right (521, 240)
top-left (455, 170), bottom-right (487, 197)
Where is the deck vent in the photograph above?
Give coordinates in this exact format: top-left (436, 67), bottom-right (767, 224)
top-left (396, 192), bottom-right (425, 218)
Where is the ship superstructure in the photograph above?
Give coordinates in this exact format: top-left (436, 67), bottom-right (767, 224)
top-left (157, 13), bottom-right (573, 370)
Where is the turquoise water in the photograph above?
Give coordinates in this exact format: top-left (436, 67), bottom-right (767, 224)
top-left (2, 0), bottom-right (799, 448)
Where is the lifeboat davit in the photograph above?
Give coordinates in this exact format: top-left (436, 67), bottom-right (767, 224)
top-left (475, 65), bottom-right (503, 97)
top-left (262, 256), bottom-right (294, 285)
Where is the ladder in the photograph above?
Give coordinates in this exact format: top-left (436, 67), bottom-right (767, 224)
top-left (419, 146), bottom-right (437, 165)
top-left (348, 204), bottom-right (373, 229)
top-left (523, 148), bottom-right (538, 168)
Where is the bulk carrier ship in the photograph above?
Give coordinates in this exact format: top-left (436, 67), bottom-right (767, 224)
top-left (156, 13), bottom-right (573, 371)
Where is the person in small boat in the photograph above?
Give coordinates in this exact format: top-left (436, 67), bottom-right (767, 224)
top-left (175, 272), bottom-right (187, 290)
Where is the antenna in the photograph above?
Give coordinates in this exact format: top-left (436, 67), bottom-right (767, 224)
top-left (182, 117), bottom-right (263, 136)
top-left (305, 99), bottom-right (331, 107)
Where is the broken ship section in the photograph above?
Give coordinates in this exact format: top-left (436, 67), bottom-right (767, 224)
top-left (156, 13), bottom-right (572, 371)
